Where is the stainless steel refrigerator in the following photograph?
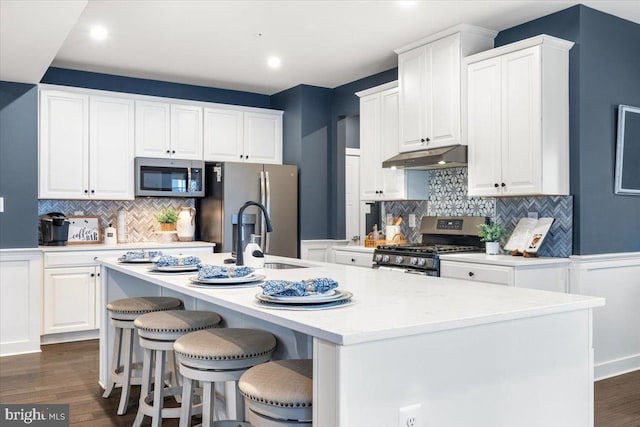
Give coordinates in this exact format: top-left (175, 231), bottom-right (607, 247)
top-left (196, 162), bottom-right (298, 257)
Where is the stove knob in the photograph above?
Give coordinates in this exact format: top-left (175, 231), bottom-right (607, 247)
top-left (382, 255), bottom-right (390, 263)
top-left (410, 257), bottom-right (418, 265)
top-left (417, 258), bottom-right (426, 266)
top-left (375, 254), bottom-right (383, 262)
top-left (395, 256), bottom-right (404, 264)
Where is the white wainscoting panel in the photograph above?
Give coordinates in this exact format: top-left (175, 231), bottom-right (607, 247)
top-left (570, 252), bottom-right (640, 380)
top-left (0, 249), bottom-right (42, 356)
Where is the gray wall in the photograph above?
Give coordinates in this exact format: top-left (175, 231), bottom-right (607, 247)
top-left (496, 5), bottom-right (640, 255)
top-left (0, 82), bottom-right (38, 248)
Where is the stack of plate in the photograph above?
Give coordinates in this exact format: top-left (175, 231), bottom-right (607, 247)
top-left (188, 273), bottom-right (266, 288)
top-left (255, 289), bottom-right (353, 310)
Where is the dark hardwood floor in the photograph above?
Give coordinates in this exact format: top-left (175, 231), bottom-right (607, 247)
top-left (1, 340), bottom-right (639, 426)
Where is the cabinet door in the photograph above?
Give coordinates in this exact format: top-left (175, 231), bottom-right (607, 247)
top-left (244, 111), bottom-right (282, 164)
top-left (43, 267), bottom-right (97, 334)
top-left (379, 88), bottom-right (405, 199)
top-left (39, 91), bottom-right (89, 199)
top-left (467, 57), bottom-right (503, 197)
top-left (501, 46), bottom-right (542, 196)
top-left (429, 33), bottom-right (461, 148)
top-left (135, 100), bottom-right (171, 158)
top-left (203, 108), bottom-right (244, 162)
top-left (398, 46), bottom-right (428, 152)
top-left (89, 96), bottom-right (135, 200)
top-left (359, 94), bottom-right (381, 200)
top-left (171, 104), bottom-right (203, 159)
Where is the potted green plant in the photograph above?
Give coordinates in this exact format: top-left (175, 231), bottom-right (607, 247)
top-left (477, 223), bottom-right (507, 255)
top-left (156, 209), bottom-right (178, 231)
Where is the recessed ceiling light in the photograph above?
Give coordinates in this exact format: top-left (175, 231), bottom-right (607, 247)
top-left (437, 160), bottom-right (447, 165)
top-left (267, 56), bottom-right (282, 69)
top-left (90, 25), bottom-right (108, 41)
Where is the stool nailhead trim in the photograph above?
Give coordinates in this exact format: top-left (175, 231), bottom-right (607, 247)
top-left (175, 346), bottom-right (276, 361)
top-left (240, 393), bottom-right (312, 409)
top-left (109, 306), bottom-right (178, 314)
top-left (137, 324), bottom-right (217, 333)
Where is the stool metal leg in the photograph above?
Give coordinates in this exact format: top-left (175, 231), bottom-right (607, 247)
top-left (151, 349), bottom-right (166, 427)
top-left (133, 347), bottom-right (153, 427)
top-left (102, 325), bottom-right (123, 398)
top-left (179, 376), bottom-right (193, 427)
top-left (202, 380), bottom-right (215, 427)
top-left (116, 327), bottom-right (134, 415)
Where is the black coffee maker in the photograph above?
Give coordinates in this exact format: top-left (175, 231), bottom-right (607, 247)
top-left (39, 212), bottom-right (70, 246)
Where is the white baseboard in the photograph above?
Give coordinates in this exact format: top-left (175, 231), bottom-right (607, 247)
top-left (595, 353), bottom-right (640, 381)
top-left (41, 329), bottom-right (99, 345)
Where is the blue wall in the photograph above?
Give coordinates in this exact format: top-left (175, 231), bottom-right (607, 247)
top-left (328, 68), bottom-right (398, 238)
top-left (496, 5), bottom-right (640, 255)
top-left (0, 82), bottom-right (39, 248)
top-left (271, 85), bottom-right (332, 239)
top-left (42, 67), bottom-right (270, 108)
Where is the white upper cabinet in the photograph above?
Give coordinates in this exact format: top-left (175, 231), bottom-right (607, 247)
top-left (40, 90), bottom-right (134, 200)
top-left (357, 82), bottom-right (428, 201)
top-left (171, 104), bottom-right (203, 159)
top-left (135, 101), bottom-right (202, 160)
top-left (89, 96), bottom-right (135, 199)
top-left (204, 108), bottom-right (282, 164)
top-left (466, 35), bottom-right (573, 197)
top-left (39, 91), bottom-right (89, 199)
top-left (395, 25), bottom-right (496, 152)
top-left (135, 100), bottom-right (171, 157)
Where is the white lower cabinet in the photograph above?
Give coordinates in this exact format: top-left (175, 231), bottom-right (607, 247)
top-left (333, 248), bottom-right (374, 268)
top-left (41, 245), bottom-right (215, 340)
top-left (440, 257), bottom-right (569, 292)
top-left (43, 266), bottom-right (98, 335)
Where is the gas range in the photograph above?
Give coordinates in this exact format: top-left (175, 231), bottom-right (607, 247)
top-left (372, 216), bottom-right (488, 276)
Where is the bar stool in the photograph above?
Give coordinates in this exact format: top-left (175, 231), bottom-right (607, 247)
top-left (132, 310), bottom-right (223, 427)
top-left (239, 359), bottom-right (312, 427)
top-left (103, 296), bottom-right (184, 415)
top-left (174, 328), bottom-right (277, 427)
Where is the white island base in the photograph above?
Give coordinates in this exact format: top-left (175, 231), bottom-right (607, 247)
top-left (99, 254), bottom-right (603, 426)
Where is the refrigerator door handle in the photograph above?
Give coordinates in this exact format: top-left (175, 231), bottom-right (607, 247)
top-left (260, 171), bottom-right (266, 250)
top-left (265, 171), bottom-right (271, 253)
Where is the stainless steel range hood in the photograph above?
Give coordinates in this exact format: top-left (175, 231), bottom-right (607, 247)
top-left (382, 145), bottom-right (467, 170)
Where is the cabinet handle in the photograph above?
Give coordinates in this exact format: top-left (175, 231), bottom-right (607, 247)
top-left (91, 189), bottom-right (95, 194)
top-left (84, 189), bottom-right (89, 194)
top-left (97, 273), bottom-right (100, 277)
top-left (166, 150), bottom-right (170, 154)
top-left (91, 273), bottom-right (95, 277)
top-left (426, 137), bottom-right (430, 142)
top-left (380, 190), bottom-right (383, 194)
top-left (420, 138), bottom-right (425, 143)
top-left (468, 271), bottom-right (474, 277)
top-left (501, 183), bottom-right (506, 187)
top-left (351, 258), bottom-right (356, 263)
top-left (240, 154), bottom-right (244, 159)
top-left (172, 150), bottom-right (176, 154)
top-left (245, 155), bottom-right (248, 159)
top-left (494, 183), bottom-right (499, 188)
top-left (93, 256), bottom-right (98, 260)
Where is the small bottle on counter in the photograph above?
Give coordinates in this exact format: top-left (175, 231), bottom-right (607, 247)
top-left (104, 223), bottom-right (117, 246)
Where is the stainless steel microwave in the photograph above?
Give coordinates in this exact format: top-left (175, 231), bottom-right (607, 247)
top-left (135, 157), bottom-right (205, 197)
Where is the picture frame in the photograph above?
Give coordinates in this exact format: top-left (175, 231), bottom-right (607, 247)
top-left (67, 216), bottom-right (102, 244)
top-left (614, 104), bottom-right (640, 195)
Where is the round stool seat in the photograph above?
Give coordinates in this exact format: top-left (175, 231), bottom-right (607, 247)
top-left (134, 310), bottom-right (222, 341)
top-left (239, 359), bottom-right (312, 423)
top-left (175, 328), bottom-right (277, 369)
top-left (107, 296), bottom-right (183, 321)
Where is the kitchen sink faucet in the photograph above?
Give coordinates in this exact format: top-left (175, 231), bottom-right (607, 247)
top-left (236, 201), bottom-right (272, 266)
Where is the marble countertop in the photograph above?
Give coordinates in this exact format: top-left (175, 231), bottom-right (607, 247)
top-left (40, 241), bottom-right (215, 252)
top-left (99, 253), bottom-right (603, 346)
top-left (439, 253), bottom-right (570, 266)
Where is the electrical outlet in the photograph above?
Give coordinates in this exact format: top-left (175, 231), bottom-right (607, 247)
top-left (409, 214), bottom-right (416, 228)
top-left (399, 403), bottom-right (422, 427)
top-left (527, 211), bottom-right (539, 219)
top-left (0, 197), bottom-right (4, 213)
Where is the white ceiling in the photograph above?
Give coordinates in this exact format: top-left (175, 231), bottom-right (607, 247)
top-left (2, 1), bottom-right (639, 95)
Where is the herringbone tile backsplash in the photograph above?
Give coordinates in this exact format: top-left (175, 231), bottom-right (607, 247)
top-left (38, 198), bottom-right (195, 243)
top-left (382, 167), bottom-right (573, 257)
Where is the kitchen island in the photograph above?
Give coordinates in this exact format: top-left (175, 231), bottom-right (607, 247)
top-left (99, 253), bottom-right (604, 426)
